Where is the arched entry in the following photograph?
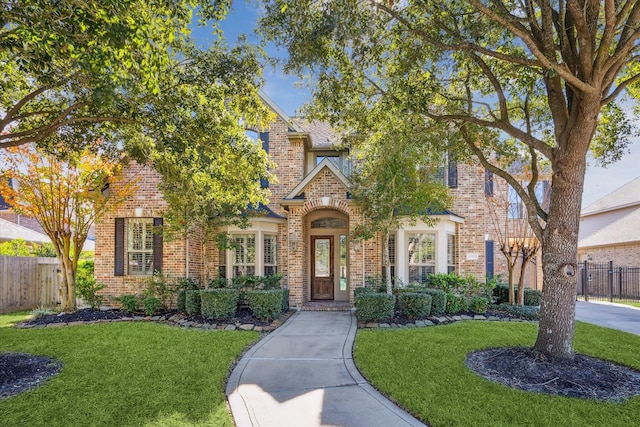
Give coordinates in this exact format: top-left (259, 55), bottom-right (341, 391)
top-left (307, 210), bottom-right (349, 301)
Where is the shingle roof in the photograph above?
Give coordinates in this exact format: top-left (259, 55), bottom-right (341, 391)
top-left (0, 218), bottom-right (51, 244)
top-left (582, 176), bottom-right (640, 216)
top-left (292, 118), bottom-right (342, 149)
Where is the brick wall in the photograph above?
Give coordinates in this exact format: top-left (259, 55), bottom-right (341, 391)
top-left (578, 244), bottom-right (640, 267)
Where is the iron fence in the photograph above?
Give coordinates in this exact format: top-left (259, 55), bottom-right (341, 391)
top-left (577, 261), bottom-right (640, 303)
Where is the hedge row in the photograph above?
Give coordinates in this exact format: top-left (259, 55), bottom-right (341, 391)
top-left (493, 284), bottom-right (542, 306)
top-left (355, 293), bottom-right (396, 322)
top-left (178, 288), bottom-right (288, 321)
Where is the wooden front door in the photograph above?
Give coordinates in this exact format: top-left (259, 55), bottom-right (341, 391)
top-left (311, 236), bottom-right (334, 300)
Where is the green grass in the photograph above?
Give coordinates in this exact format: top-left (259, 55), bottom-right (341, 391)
top-left (0, 317), bottom-right (259, 427)
top-left (0, 311), bottom-right (32, 328)
top-left (355, 321), bottom-right (640, 427)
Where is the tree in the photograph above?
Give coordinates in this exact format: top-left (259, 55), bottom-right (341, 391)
top-left (0, 144), bottom-right (136, 311)
top-left (349, 117), bottom-right (452, 294)
top-left (259, 1), bottom-right (640, 359)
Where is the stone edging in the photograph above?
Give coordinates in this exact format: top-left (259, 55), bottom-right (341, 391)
top-left (14, 310), bottom-right (296, 333)
top-left (358, 314), bottom-right (538, 329)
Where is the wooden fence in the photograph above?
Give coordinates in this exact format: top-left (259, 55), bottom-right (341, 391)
top-left (0, 256), bottom-right (61, 313)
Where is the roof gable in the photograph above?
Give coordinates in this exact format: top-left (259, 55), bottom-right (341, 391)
top-left (284, 158), bottom-right (351, 200)
top-left (582, 176), bottom-right (640, 216)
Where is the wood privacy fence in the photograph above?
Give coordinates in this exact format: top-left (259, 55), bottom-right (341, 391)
top-left (0, 256), bottom-right (61, 313)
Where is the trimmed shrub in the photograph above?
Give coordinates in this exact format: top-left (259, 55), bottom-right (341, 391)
top-left (248, 289), bottom-right (283, 321)
top-left (445, 293), bottom-right (468, 314)
top-left (209, 277), bottom-right (229, 289)
top-left (281, 288), bottom-right (290, 312)
top-left (427, 273), bottom-right (466, 293)
top-left (398, 293), bottom-right (432, 320)
top-left (142, 297), bottom-right (163, 316)
top-left (419, 288), bottom-right (446, 316)
top-left (185, 290), bottom-right (201, 315)
top-left (354, 287), bottom-right (375, 298)
top-left (177, 290), bottom-right (187, 313)
top-left (524, 288), bottom-right (542, 306)
top-left (200, 289), bottom-right (239, 321)
top-left (76, 260), bottom-right (105, 310)
top-left (469, 296), bottom-right (488, 314)
top-left (355, 293), bottom-right (395, 322)
top-left (490, 303), bottom-right (540, 320)
top-left (117, 294), bottom-right (139, 314)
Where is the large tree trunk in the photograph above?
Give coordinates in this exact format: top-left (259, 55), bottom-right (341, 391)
top-left (534, 98), bottom-right (597, 359)
top-left (516, 258), bottom-right (528, 305)
top-left (59, 253), bottom-right (77, 312)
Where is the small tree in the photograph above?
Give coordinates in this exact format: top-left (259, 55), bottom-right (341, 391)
top-left (350, 119), bottom-right (452, 294)
top-left (0, 144), bottom-right (136, 311)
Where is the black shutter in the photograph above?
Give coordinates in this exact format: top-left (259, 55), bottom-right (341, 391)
top-left (485, 240), bottom-right (495, 279)
top-left (114, 218), bottom-right (125, 276)
top-left (447, 154), bottom-right (458, 188)
top-left (153, 218), bottom-right (163, 273)
top-left (485, 169), bottom-right (494, 196)
top-left (259, 132), bottom-right (270, 188)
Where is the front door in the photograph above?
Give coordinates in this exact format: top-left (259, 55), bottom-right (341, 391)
top-left (311, 236), bottom-right (334, 300)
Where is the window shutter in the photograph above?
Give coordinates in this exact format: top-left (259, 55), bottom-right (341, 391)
top-left (259, 132), bottom-right (270, 189)
top-left (114, 218), bottom-right (125, 276)
top-left (447, 154), bottom-right (458, 188)
top-left (153, 218), bottom-right (163, 273)
top-left (485, 240), bottom-right (495, 279)
top-left (484, 169), bottom-right (494, 196)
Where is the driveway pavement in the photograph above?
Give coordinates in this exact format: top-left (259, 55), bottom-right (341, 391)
top-left (226, 310), bottom-right (426, 427)
top-left (575, 300), bottom-right (640, 335)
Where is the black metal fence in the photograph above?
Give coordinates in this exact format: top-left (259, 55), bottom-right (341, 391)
top-left (577, 261), bottom-right (640, 303)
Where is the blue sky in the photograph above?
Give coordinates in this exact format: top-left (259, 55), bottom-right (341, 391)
top-left (192, 2), bottom-right (639, 208)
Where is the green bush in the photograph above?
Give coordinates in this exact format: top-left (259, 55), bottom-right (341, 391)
top-left (209, 277), bottom-right (229, 289)
top-left (247, 289), bottom-right (283, 321)
top-left (427, 273), bottom-right (465, 293)
top-left (200, 289), bottom-right (239, 320)
top-left (176, 278), bottom-right (201, 312)
top-left (185, 290), bottom-right (201, 315)
top-left (177, 290), bottom-right (187, 313)
top-left (260, 274), bottom-right (283, 290)
top-left (355, 293), bottom-right (395, 322)
top-left (142, 297), bottom-right (163, 316)
top-left (354, 287), bottom-right (375, 298)
top-left (445, 293), bottom-right (468, 314)
top-left (524, 288), bottom-right (542, 306)
top-left (281, 288), bottom-right (290, 312)
top-left (117, 294), bottom-right (139, 314)
top-left (418, 288), bottom-right (447, 316)
top-left (469, 296), bottom-right (488, 314)
top-left (490, 303), bottom-right (540, 320)
top-left (75, 260), bottom-right (105, 310)
top-left (398, 293), bottom-right (432, 320)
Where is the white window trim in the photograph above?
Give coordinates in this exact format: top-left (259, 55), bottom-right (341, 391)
top-left (221, 222), bottom-right (280, 278)
top-left (127, 218), bottom-right (154, 276)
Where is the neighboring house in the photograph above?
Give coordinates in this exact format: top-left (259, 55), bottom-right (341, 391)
top-left (95, 93), bottom-right (515, 307)
top-left (578, 176), bottom-right (640, 265)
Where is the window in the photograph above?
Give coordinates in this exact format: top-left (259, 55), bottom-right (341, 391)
top-left (315, 152), bottom-right (352, 176)
top-left (485, 169), bottom-right (494, 196)
top-left (233, 234), bottom-right (256, 277)
top-left (447, 234), bottom-right (456, 274)
top-left (421, 152), bottom-right (457, 189)
top-left (127, 218), bottom-right (154, 275)
top-left (218, 247), bottom-right (226, 279)
top-left (310, 217), bottom-right (347, 228)
top-left (382, 234), bottom-right (396, 282)
top-left (264, 235), bottom-right (277, 276)
top-left (408, 233), bottom-right (435, 284)
top-left (339, 234), bottom-right (347, 291)
top-left (508, 185), bottom-right (525, 219)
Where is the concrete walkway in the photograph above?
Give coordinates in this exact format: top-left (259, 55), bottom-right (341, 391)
top-left (575, 300), bottom-right (640, 335)
top-left (226, 310), bottom-right (426, 427)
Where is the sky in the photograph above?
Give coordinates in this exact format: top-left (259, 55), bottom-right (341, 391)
top-left (192, 1), bottom-right (640, 210)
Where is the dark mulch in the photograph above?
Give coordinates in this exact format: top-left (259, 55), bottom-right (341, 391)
top-left (386, 309), bottom-right (513, 325)
top-left (467, 347), bottom-right (640, 402)
top-left (0, 353), bottom-right (62, 400)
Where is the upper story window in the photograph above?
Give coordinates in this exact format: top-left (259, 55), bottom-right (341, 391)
top-left (312, 151), bottom-right (352, 176)
top-left (246, 129), bottom-right (259, 142)
top-left (508, 181), bottom-right (550, 219)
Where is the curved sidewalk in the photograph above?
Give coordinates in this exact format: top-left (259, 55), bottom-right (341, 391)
top-left (226, 310), bottom-right (426, 427)
top-left (575, 300), bottom-right (640, 335)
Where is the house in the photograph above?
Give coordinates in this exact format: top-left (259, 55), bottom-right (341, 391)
top-left (95, 93), bottom-right (513, 307)
top-left (578, 176), bottom-right (640, 265)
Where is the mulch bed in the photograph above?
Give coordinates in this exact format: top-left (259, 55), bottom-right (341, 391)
top-left (466, 347), bottom-right (640, 402)
top-left (0, 353), bottom-right (62, 400)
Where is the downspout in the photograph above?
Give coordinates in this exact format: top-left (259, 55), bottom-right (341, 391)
top-left (185, 237), bottom-right (189, 278)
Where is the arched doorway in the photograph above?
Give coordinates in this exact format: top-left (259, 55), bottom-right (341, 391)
top-left (307, 210), bottom-right (349, 301)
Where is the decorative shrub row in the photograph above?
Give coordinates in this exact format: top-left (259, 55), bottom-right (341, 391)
top-left (493, 284), bottom-right (542, 306)
top-left (397, 293), bottom-right (432, 320)
top-left (201, 289), bottom-right (239, 320)
top-left (114, 294), bottom-right (164, 316)
top-left (417, 288), bottom-right (447, 316)
top-left (445, 293), bottom-right (469, 314)
top-left (248, 290), bottom-right (284, 321)
top-left (490, 303), bottom-right (540, 320)
top-left (469, 296), bottom-right (488, 314)
top-left (355, 293), bottom-right (396, 322)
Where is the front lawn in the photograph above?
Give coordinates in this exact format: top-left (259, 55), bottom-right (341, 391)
top-left (355, 321), bottom-right (640, 427)
top-left (0, 316), bottom-right (258, 427)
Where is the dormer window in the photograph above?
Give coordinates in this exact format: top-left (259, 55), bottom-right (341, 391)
top-left (312, 151), bottom-right (351, 176)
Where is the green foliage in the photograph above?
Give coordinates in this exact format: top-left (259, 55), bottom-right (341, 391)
top-left (116, 295), bottom-right (139, 314)
top-left (469, 296), bottom-right (489, 314)
top-left (355, 293), bottom-right (395, 322)
top-left (417, 288), bottom-right (447, 316)
top-left (490, 303), bottom-right (540, 320)
top-left (200, 289), bottom-right (239, 321)
top-left (0, 239), bottom-right (31, 256)
top-left (445, 293), bottom-right (468, 314)
top-left (209, 277), bottom-right (231, 289)
top-left (75, 260), bottom-right (105, 310)
top-left (30, 307), bottom-right (55, 318)
top-left (493, 284), bottom-right (542, 306)
top-left (185, 290), bottom-right (202, 316)
top-left (228, 275), bottom-right (283, 290)
top-left (176, 278), bottom-right (201, 312)
top-left (354, 287), bottom-right (375, 298)
top-left (281, 288), bottom-right (290, 313)
top-left (142, 297), bottom-right (163, 316)
top-left (31, 243), bottom-right (57, 257)
top-left (141, 271), bottom-right (174, 309)
top-left (397, 293), bottom-right (432, 320)
top-left (247, 290), bottom-right (283, 321)
top-left (427, 273), bottom-right (465, 293)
